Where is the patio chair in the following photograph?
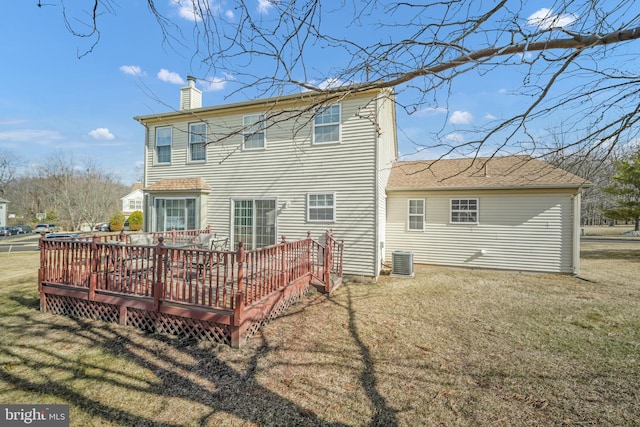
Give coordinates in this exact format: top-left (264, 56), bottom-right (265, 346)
top-left (209, 237), bottom-right (229, 251)
top-left (129, 233), bottom-right (153, 246)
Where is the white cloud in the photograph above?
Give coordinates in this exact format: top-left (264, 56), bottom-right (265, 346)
top-left (88, 128), bottom-right (115, 140)
top-left (172, 0), bottom-right (203, 22)
top-left (119, 65), bottom-right (143, 76)
top-left (414, 106), bottom-right (447, 117)
top-left (449, 110), bottom-right (473, 125)
top-left (0, 129), bottom-right (63, 144)
top-left (317, 78), bottom-right (346, 90)
top-left (225, 9), bottom-right (235, 19)
top-left (484, 113), bottom-right (497, 120)
top-left (201, 73), bottom-right (234, 92)
top-left (527, 8), bottom-right (577, 30)
top-left (157, 69), bottom-right (185, 85)
top-left (444, 132), bottom-right (465, 144)
top-left (257, 0), bottom-right (274, 14)
top-left (498, 88), bottom-right (508, 94)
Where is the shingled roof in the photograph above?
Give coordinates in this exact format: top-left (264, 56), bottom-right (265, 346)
top-left (387, 156), bottom-right (591, 191)
top-left (144, 178), bottom-right (211, 192)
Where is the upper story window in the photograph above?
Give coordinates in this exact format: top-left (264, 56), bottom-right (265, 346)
top-left (313, 104), bottom-right (341, 144)
top-left (189, 122), bottom-right (207, 162)
top-left (155, 126), bottom-right (172, 164)
top-left (307, 193), bottom-right (335, 222)
top-left (408, 199), bottom-right (425, 231)
top-left (128, 199), bottom-right (142, 211)
top-left (450, 198), bottom-right (478, 224)
top-left (243, 114), bottom-right (266, 150)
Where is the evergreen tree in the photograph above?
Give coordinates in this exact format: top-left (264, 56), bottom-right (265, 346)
top-left (602, 150), bottom-right (640, 231)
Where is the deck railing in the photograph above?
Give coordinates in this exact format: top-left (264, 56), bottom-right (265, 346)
top-left (38, 230), bottom-right (343, 346)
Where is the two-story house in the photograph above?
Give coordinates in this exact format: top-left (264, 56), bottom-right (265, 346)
top-left (135, 78), bottom-right (590, 277)
top-left (135, 78), bottom-right (396, 277)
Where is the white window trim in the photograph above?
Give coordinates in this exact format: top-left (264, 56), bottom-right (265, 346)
top-left (312, 104), bottom-right (341, 145)
top-left (407, 198), bottom-right (425, 231)
top-left (189, 122), bottom-right (207, 163)
top-left (230, 197), bottom-right (278, 250)
top-left (449, 198), bottom-right (479, 224)
top-left (307, 192), bottom-right (336, 223)
top-left (242, 114), bottom-right (266, 151)
top-left (155, 126), bottom-right (172, 165)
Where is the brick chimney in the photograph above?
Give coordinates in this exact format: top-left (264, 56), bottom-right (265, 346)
top-left (180, 75), bottom-right (202, 110)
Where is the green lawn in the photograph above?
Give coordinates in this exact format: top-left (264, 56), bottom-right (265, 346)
top-left (1, 243), bottom-right (638, 426)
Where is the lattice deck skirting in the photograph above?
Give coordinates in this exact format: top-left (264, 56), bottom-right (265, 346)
top-left (45, 294), bottom-right (233, 345)
top-left (43, 284), bottom-right (310, 347)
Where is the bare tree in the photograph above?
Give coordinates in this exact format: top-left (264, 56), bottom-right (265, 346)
top-left (10, 151), bottom-right (128, 230)
top-left (45, 1), bottom-right (640, 161)
top-left (0, 150), bottom-right (21, 198)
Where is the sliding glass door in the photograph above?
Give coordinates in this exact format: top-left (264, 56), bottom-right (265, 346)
top-left (233, 199), bottom-right (276, 250)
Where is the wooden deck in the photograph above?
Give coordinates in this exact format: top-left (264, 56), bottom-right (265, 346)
top-left (38, 230), bottom-right (343, 347)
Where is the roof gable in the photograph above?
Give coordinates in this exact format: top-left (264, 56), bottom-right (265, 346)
top-left (388, 156), bottom-right (591, 191)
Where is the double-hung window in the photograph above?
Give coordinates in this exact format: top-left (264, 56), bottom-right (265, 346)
top-left (450, 198), bottom-right (478, 224)
top-left (156, 127), bottom-right (172, 164)
top-left (313, 104), bottom-right (340, 144)
top-left (408, 199), bottom-right (425, 231)
top-left (128, 199), bottom-right (142, 211)
top-left (189, 122), bottom-right (207, 162)
top-left (307, 193), bottom-right (335, 222)
top-left (243, 114), bottom-right (265, 150)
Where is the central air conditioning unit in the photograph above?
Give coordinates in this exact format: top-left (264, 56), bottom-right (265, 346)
top-left (392, 251), bottom-right (414, 277)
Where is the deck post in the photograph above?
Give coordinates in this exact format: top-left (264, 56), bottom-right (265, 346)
top-left (153, 237), bottom-right (167, 312)
top-left (236, 242), bottom-right (245, 293)
top-left (38, 235), bottom-right (46, 311)
top-left (324, 230), bottom-right (333, 293)
top-left (306, 231), bottom-right (312, 274)
top-left (88, 239), bottom-right (98, 301)
top-left (281, 236), bottom-right (288, 288)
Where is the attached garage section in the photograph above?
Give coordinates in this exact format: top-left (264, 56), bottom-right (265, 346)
top-left (385, 156), bottom-right (590, 274)
top-left (386, 190), bottom-right (579, 273)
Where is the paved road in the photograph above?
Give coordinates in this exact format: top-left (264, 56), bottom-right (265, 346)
top-left (0, 234), bottom-right (41, 252)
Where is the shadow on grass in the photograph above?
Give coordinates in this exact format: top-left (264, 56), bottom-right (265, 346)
top-left (1, 294), bottom-right (350, 426)
top-left (344, 288), bottom-right (399, 427)
top-left (580, 248), bottom-right (640, 260)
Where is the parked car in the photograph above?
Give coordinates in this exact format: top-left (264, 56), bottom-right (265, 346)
top-left (94, 223), bottom-right (111, 232)
top-left (13, 225), bottom-right (32, 234)
top-left (33, 223), bottom-right (60, 234)
top-left (0, 226), bottom-right (11, 236)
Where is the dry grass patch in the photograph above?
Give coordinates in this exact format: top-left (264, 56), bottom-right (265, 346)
top-left (0, 246), bottom-right (638, 426)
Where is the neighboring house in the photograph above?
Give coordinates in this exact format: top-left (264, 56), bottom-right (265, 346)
top-left (135, 77), bottom-right (397, 276)
top-left (386, 156), bottom-right (591, 274)
top-left (121, 182), bottom-right (144, 219)
top-left (0, 197), bottom-right (8, 227)
top-left (134, 78), bottom-right (589, 276)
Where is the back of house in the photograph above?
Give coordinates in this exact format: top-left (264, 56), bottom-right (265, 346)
top-left (135, 83), bottom-right (397, 277)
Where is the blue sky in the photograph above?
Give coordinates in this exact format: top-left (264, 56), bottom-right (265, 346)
top-left (1, 1), bottom-right (637, 186)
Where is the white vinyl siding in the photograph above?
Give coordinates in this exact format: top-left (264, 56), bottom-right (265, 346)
top-left (156, 127), bottom-right (172, 164)
top-left (386, 191), bottom-right (577, 274)
top-left (313, 104), bottom-right (341, 144)
top-left (408, 199), bottom-right (425, 230)
top-left (307, 193), bottom-right (336, 222)
top-left (243, 114), bottom-right (265, 150)
top-left (189, 122), bottom-right (207, 162)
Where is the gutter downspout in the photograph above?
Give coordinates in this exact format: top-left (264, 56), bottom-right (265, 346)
top-left (572, 191), bottom-right (581, 275)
